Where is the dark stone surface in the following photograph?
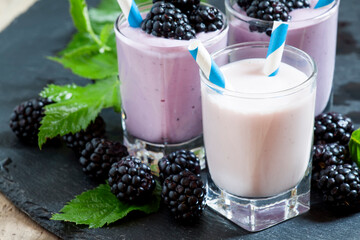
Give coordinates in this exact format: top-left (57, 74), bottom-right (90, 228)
top-left (0, 0), bottom-right (360, 239)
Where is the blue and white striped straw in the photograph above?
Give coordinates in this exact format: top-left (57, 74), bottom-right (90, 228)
top-left (314, 0), bottom-right (334, 9)
top-left (188, 40), bottom-right (225, 88)
top-left (264, 21), bottom-right (289, 77)
top-left (117, 0), bottom-right (143, 28)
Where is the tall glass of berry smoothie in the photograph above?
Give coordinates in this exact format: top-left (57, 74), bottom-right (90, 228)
top-left (115, 1), bottom-right (228, 163)
top-left (202, 42), bottom-right (317, 231)
top-left (225, 0), bottom-right (339, 116)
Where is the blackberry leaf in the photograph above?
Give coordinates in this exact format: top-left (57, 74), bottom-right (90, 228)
top-left (51, 183), bottom-right (161, 228)
top-left (38, 77), bottom-right (120, 148)
top-left (69, 0), bottom-right (102, 47)
top-left (48, 45), bottom-right (117, 80)
top-left (350, 129), bottom-right (360, 167)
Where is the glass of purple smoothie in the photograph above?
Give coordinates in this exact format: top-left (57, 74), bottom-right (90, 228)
top-left (225, 0), bottom-right (340, 116)
top-left (115, 1), bottom-right (228, 163)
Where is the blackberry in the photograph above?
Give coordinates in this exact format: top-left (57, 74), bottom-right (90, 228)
top-left (237, 0), bottom-right (253, 10)
top-left (279, 0), bottom-right (310, 11)
top-left (158, 150), bottom-right (201, 183)
top-left (312, 143), bottom-right (351, 181)
top-left (189, 5), bottom-right (224, 33)
top-left (9, 97), bottom-right (53, 144)
top-left (108, 156), bottom-right (156, 203)
top-left (161, 170), bottom-right (205, 221)
top-left (153, 0), bottom-right (200, 15)
top-left (63, 116), bottom-right (105, 154)
top-left (245, 0), bottom-right (290, 22)
top-left (79, 138), bottom-right (128, 180)
top-left (141, 2), bottom-right (196, 40)
top-left (317, 163), bottom-right (360, 207)
top-left (314, 112), bottom-right (354, 145)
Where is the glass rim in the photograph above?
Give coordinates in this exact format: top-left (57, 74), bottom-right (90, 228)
top-left (114, 1), bottom-right (229, 48)
top-left (200, 42), bottom-right (317, 99)
top-left (224, 0), bottom-right (340, 25)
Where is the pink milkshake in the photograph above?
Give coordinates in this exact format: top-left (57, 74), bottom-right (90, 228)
top-left (203, 59), bottom-right (315, 197)
top-left (225, 0), bottom-right (339, 116)
top-left (115, 2), bottom-right (228, 156)
top-left (203, 43), bottom-right (317, 231)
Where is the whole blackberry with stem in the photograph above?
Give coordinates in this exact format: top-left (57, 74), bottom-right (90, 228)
top-left (317, 163), bottom-right (360, 207)
top-left (141, 2), bottom-right (196, 40)
top-left (161, 170), bottom-right (206, 221)
top-left (9, 97), bottom-right (53, 144)
top-left (62, 116), bottom-right (106, 155)
top-left (312, 143), bottom-right (351, 182)
top-left (79, 138), bottom-right (128, 181)
top-left (188, 5), bottom-right (224, 33)
top-left (108, 156), bottom-right (156, 203)
top-left (314, 112), bottom-right (354, 146)
top-left (158, 149), bottom-right (201, 184)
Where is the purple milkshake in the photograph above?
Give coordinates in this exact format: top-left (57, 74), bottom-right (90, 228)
top-left (115, 2), bottom-right (228, 155)
top-left (225, 0), bottom-right (339, 116)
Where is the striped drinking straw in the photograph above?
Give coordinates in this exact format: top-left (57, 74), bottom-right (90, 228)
top-left (314, 0), bottom-right (334, 9)
top-left (117, 0), bottom-right (143, 28)
top-left (264, 21), bottom-right (289, 77)
top-left (188, 40), bottom-right (226, 88)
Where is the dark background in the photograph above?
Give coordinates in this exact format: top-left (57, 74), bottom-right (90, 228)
top-left (0, 0), bottom-right (360, 239)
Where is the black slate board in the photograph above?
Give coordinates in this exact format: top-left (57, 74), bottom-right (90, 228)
top-left (1, 0), bottom-right (360, 239)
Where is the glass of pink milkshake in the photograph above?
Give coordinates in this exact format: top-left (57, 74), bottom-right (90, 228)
top-left (201, 42), bottom-right (317, 231)
top-left (225, 0), bottom-right (339, 116)
top-left (115, 2), bottom-right (228, 163)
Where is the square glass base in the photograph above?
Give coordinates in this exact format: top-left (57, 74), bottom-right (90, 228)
top-left (206, 161), bottom-right (311, 232)
top-left (123, 131), bottom-right (205, 170)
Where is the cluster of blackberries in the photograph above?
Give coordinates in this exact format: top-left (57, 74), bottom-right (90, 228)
top-left (9, 98), bottom-right (205, 220)
top-left (237, 0), bottom-right (310, 36)
top-left (312, 112), bottom-right (359, 207)
top-left (141, 1), bottom-right (224, 40)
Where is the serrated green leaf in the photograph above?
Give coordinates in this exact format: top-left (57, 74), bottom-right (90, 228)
top-left (59, 33), bottom-right (95, 56)
top-left (38, 77), bottom-right (120, 148)
top-left (51, 182), bottom-right (161, 228)
top-left (349, 129), bottom-right (360, 167)
top-left (48, 48), bottom-right (117, 80)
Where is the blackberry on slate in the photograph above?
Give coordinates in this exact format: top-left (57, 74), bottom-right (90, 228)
top-left (314, 112), bottom-right (354, 145)
top-left (161, 170), bottom-right (206, 221)
top-left (9, 97), bottom-right (53, 144)
top-left (189, 5), bottom-right (224, 33)
top-left (141, 2), bottom-right (196, 40)
top-left (317, 163), bottom-right (360, 207)
top-left (312, 143), bottom-right (351, 181)
top-left (153, 0), bottom-right (200, 15)
top-left (108, 156), bottom-right (156, 203)
top-left (245, 0), bottom-right (291, 22)
top-left (158, 150), bottom-right (201, 183)
top-left (63, 116), bottom-right (105, 154)
top-left (79, 138), bottom-right (128, 180)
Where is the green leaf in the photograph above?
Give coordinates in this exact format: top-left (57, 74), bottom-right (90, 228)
top-left (69, 0), bottom-right (102, 45)
top-left (100, 24), bottom-right (114, 45)
top-left (48, 47), bottom-right (118, 80)
top-left (38, 77), bottom-right (120, 148)
top-left (58, 32), bottom-right (95, 56)
top-left (349, 129), bottom-right (360, 166)
top-left (51, 182), bottom-right (161, 228)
